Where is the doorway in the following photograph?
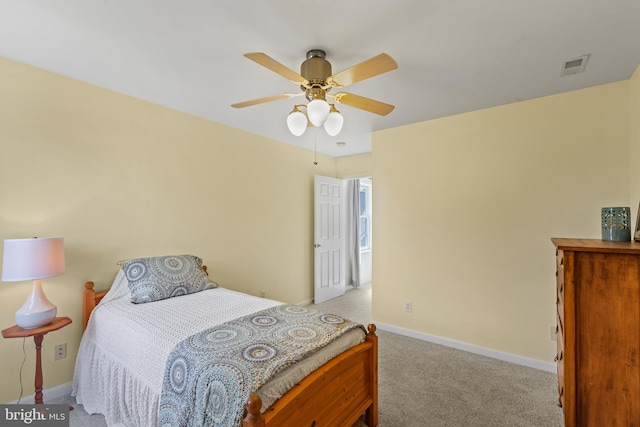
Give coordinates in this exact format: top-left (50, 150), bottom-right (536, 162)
top-left (358, 177), bottom-right (372, 286)
top-left (313, 175), bottom-right (373, 304)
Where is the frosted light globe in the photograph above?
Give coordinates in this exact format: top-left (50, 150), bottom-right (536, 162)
top-left (286, 110), bottom-right (307, 136)
top-left (306, 99), bottom-right (330, 127)
top-left (323, 110), bottom-right (344, 136)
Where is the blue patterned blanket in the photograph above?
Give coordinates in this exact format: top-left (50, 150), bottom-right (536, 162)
top-left (158, 304), bottom-right (365, 427)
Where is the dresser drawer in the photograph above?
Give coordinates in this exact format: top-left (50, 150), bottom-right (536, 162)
top-left (556, 309), bottom-right (564, 344)
top-left (556, 251), bottom-right (565, 333)
top-left (556, 249), bottom-right (564, 272)
top-left (557, 282), bottom-right (564, 325)
top-left (556, 250), bottom-right (565, 301)
top-left (556, 310), bottom-right (565, 408)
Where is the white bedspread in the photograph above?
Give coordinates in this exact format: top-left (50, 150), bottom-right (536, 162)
top-left (72, 270), bottom-right (364, 427)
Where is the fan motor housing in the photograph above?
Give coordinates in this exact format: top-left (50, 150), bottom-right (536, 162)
top-left (301, 49), bottom-right (332, 84)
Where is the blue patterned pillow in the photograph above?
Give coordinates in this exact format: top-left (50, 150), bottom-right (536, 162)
top-left (120, 255), bottom-right (218, 304)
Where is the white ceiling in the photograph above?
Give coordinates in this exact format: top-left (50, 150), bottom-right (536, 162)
top-left (1, 1), bottom-right (639, 158)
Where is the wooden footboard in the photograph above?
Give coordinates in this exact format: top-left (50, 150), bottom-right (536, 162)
top-left (243, 324), bottom-right (378, 427)
top-left (82, 280), bottom-right (378, 427)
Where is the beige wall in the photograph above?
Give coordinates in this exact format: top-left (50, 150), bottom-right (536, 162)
top-left (372, 80), bottom-right (631, 361)
top-left (0, 57), bottom-right (336, 403)
top-left (336, 153), bottom-right (373, 178)
top-left (630, 66), bottom-right (640, 225)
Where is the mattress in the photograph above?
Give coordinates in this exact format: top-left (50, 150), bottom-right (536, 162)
top-left (72, 270), bottom-right (365, 426)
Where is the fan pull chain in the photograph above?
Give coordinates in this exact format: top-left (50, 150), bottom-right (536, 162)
top-left (313, 136), bottom-right (318, 165)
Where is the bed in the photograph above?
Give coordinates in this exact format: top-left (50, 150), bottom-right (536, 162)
top-left (73, 255), bottom-right (378, 427)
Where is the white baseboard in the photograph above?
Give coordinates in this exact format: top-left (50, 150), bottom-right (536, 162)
top-left (297, 298), bottom-right (314, 306)
top-left (6, 382), bottom-right (72, 404)
top-left (375, 322), bottom-right (556, 373)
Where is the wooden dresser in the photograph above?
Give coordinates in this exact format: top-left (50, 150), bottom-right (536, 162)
top-left (552, 238), bottom-right (640, 427)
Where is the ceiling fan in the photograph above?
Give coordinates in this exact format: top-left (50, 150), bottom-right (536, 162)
top-left (231, 49), bottom-right (398, 136)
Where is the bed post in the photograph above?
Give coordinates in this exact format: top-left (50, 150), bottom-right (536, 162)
top-left (83, 281), bottom-right (96, 331)
top-left (243, 394), bottom-right (265, 427)
top-left (366, 324), bottom-right (379, 427)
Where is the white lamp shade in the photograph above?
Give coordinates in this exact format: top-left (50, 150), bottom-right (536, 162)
top-left (323, 110), bottom-right (344, 136)
top-left (2, 237), bottom-right (65, 281)
top-left (306, 99), bottom-right (330, 127)
top-left (286, 110), bottom-right (307, 136)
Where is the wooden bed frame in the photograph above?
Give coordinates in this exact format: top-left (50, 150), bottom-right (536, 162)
top-left (83, 280), bottom-right (378, 427)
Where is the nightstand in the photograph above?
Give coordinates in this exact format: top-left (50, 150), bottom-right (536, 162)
top-left (2, 316), bottom-right (72, 404)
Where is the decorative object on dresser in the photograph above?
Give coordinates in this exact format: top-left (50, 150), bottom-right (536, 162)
top-left (1, 237), bottom-right (66, 329)
top-left (2, 317), bottom-right (72, 404)
top-left (600, 207), bottom-right (631, 241)
top-left (552, 238), bottom-right (640, 427)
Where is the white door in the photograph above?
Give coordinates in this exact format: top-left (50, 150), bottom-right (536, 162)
top-left (314, 175), bottom-right (346, 304)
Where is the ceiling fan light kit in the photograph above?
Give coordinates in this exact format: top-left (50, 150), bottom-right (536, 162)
top-left (232, 49), bottom-right (397, 138)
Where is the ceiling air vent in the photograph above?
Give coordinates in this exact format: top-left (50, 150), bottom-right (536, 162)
top-left (561, 54), bottom-right (590, 76)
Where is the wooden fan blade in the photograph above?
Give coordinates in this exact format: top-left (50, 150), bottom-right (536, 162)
top-left (244, 53), bottom-right (308, 86)
top-left (231, 93), bottom-right (301, 108)
top-left (327, 53), bottom-right (397, 88)
top-left (331, 92), bottom-right (395, 116)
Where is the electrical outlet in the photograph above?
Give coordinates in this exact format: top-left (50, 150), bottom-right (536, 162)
top-left (404, 301), bottom-right (412, 313)
top-left (550, 325), bottom-right (557, 341)
top-left (54, 343), bottom-right (67, 361)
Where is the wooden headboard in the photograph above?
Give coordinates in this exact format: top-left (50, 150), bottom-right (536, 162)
top-left (82, 266), bottom-right (209, 331)
top-left (83, 281), bottom-right (107, 331)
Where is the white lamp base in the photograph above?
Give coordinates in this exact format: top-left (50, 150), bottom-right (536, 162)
top-left (15, 279), bottom-right (57, 329)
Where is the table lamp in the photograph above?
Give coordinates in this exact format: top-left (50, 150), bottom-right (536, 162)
top-left (2, 237), bottom-right (65, 329)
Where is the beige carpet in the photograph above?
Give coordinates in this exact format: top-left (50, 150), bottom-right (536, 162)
top-left (313, 283), bottom-right (563, 426)
top-left (353, 417), bottom-right (368, 427)
top-left (54, 282), bottom-right (564, 426)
